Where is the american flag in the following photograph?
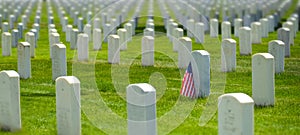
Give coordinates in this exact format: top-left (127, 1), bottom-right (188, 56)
top-left (180, 62), bottom-right (196, 98)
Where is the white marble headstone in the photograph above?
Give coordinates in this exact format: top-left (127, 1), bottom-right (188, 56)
top-left (0, 70), bottom-right (21, 132)
top-left (268, 40), bottom-right (285, 73)
top-left (118, 28), bottom-right (127, 51)
top-left (178, 37), bottom-right (192, 69)
top-left (239, 27), bottom-right (252, 55)
top-left (77, 34), bottom-right (89, 61)
top-left (191, 50), bottom-right (210, 97)
top-left (17, 42), bottom-right (31, 79)
top-left (142, 36), bottom-right (154, 66)
top-left (56, 76), bottom-right (81, 135)
top-left (2, 32), bottom-right (12, 56)
top-left (222, 21), bottom-right (231, 39)
top-left (252, 53), bottom-right (275, 106)
top-left (108, 35), bottom-right (120, 64)
top-left (127, 83), bottom-right (156, 135)
top-left (93, 28), bottom-right (102, 50)
top-left (221, 39), bottom-right (236, 72)
top-left (52, 44), bottom-right (67, 80)
top-left (218, 93), bottom-right (254, 135)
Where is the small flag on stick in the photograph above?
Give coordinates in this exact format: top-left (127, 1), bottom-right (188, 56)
top-left (180, 62), bottom-right (196, 98)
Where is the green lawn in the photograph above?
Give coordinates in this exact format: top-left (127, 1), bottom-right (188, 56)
top-left (0, 0), bottom-right (299, 134)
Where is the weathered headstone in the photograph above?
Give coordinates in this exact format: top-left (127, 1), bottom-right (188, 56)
top-left (127, 83), bottom-right (156, 135)
top-left (195, 22), bottom-right (205, 43)
top-left (239, 27), bottom-right (252, 55)
top-left (17, 42), bottom-right (31, 79)
top-left (118, 28), bottom-right (127, 51)
top-left (221, 21), bottom-right (231, 39)
top-left (2, 32), bottom-right (12, 56)
top-left (77, 34), bottom-right (89, 61)
top-left (56, 76), bottom-right (81, 135)
top-left (71, 29), bottom-right (79, 50)
top-left (142, 36), bottom-right (154, 66)
top-left (178, 37), bottom-right (192, 69)
top-left (251, 22), bottom-right (262, 44)
top-left (108, 35), bottom-right (120, 64)
top-left (52, 44), bottom-right (67, 80)
top-left (234, 18), bottom-right (243, 37)
top-left (252, 53), bottom-right (275, 106)
top-left (25, 32), bottom-right (35, 58)
top-left (191, 50), bottom-right (210, 97)
top-left (218, 93), bottom-right (254, 135)
top-left (93, 28), bottom-right (102, 50)
top-left (268, 40), bottom-right (285, 73)
top-left (0, 70), bottom-right (21, 132)
top-left (210, 18), bottom-right (219, 37)
top-left (277, 28), bottom-right (290, 57)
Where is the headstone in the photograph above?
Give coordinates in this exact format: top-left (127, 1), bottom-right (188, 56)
top-left (62, 17), bottom-right (68, 32)
top-left (93, 18), bottom-right (100, 29)
top-left (195, 22), bottom-right (205, 43)
top-left (173, 28), bottom-right (184, 52)
top-left (17, 23), bottom-right (23, 39)
top-left (25, 32), bottom-right (35, 58)
top-left (0, 70), bottom-right (21, 132)
top-left (118, 28), bottom-right (127, 51)
top-left (191, 50), bottom-right (210, 97)
top-left (239, 27), bottom-right (252, 55)
top-left (268, 40), bottom-right (285, 73)
top-left (30, 29), bottom-right (38, 48)
top-left (166, 19), bottom-right (174, 38)
top-left (2, 22), bottom-right (9, 32)
top-left (77, 17), bottom-right (84, 32)
top-left (282, 21), bottom-right (294, 46)
top-left (103, 23), bottom-right (111, 43)
top-left (251, 22), bottom-right (262, 44)
top-left (108, 35), bottom-right (120, 64)
top-left (12, 29), bottom-right (19, 48)
top-left (50, 33), bottom-right (60, 58)
top-left (277, 28), bottom-right (290, 57)
top-left (124, 23), bottom-right (132, 41)
top-left (56, 76), bottom-right (81, 135)
top-left (221, 39), bottom-right (236, 72)
top-left (9, 15), bottom-right (15, 29)
top-left (218, 93), bottom-right (254, 135)
top-left (221, 21), bottom-right (231, 39)
top-left (52, 44), bottom-right (67, 80)
top-left (17, 42), bottom-right (31, 79)
top-left (234, 18), bottom-right (243, 37)
top-left (268, 15), bottom-right (275, 32)
top-left (146, 23), bottom-right (155, 31)
top-left (287, 17), bottom-right (297, 36)
top-left (84, 24), bottom-right (92, 41)
top-left (33, 24), bottom-right (40, 39)
top-left (66, 25), bottom-right (73, 42)
top-left (142, 36), bottom-right (154, 66)
top-left (210, 18), bottom-right (219, 37)
top-left (71, 29), bottom-right (79, 50)
top-left (178, 37), bottom-right (192, 69)
top-left (143, 28), bottom-right (154, 37)
top-left (187, 19), bottom-right (195, 38)
top-left (252, 53), bottom-right (274, 106)
top-left (77, 34), bottom-right (89, 61)
top-left (259, 18), bottom-right (269, 38)
top-left (2, 32), bottom-right (12, 56)
top-left (93, 29), bottom-right (102, 50)
top-left (127, 83), bottom-right (156, 135)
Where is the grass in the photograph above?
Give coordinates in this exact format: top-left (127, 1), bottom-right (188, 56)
top-left (0, 0), bottom-right (299, 134)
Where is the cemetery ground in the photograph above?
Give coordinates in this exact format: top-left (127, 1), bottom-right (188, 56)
top-left (0, 1), bottom-right (300, 135)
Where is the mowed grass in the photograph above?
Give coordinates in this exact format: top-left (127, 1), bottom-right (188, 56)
top-left (0, 0), bottom-right (299, 135)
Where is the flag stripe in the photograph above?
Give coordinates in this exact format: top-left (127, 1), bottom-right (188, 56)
top-left (180, 62), bottom-right (196, 98)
